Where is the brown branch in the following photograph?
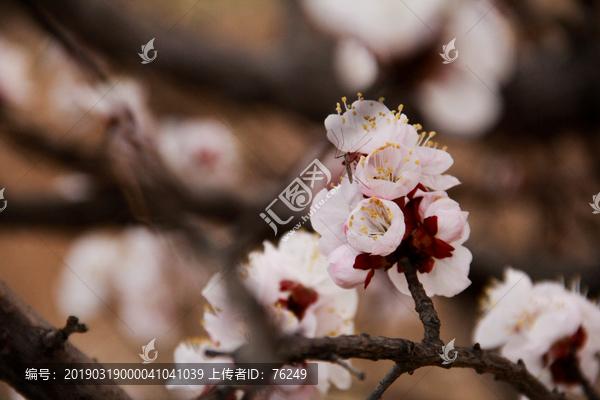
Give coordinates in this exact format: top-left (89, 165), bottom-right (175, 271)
top-left (398, 256), bottom-right (442, 345)
top-left (366, 363), bottom-right (408, 400)
top-left (0, 280), bottom-right (132, 400)
top-left (235, 334), bottom-right (563, 400)
top-left (42, 316), bottom-right (88, 349)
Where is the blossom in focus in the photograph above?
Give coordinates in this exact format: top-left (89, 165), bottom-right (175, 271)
top-left (313, 97), bottom-right (469, 296)
top-left (474, 268), bottom-right (600, 392)
top-left (171, 232), bottom-right (358, 398)
top-left (387, 190), bottom-right (471, 297)
top-left (326, 95), bottom-right (460, 192)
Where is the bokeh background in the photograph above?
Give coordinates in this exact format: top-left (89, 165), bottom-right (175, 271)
top-left (0, 0), bottom-right (599, 398)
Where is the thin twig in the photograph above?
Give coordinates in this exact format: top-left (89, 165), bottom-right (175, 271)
top-left (331, 356), bottom-right (366, 380)
top-left (366, 363), bottom-right (407, 400)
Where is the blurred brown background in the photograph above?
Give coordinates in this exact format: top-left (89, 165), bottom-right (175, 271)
top-left (0, 0), bottom-right (599, 398)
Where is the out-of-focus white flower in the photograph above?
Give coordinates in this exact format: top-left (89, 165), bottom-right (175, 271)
top-left (417, 1), bottom-right (516, 137)
top-left (474, 269), bottom-right (600, 392)
top-left (51, 70), bottom-right (156, 138)
top-left (172, 232), bottom-right (357, 398)
top-left (302, 0), bottom-right (449, 59)
top-left (333, 39), bottom-right (379, 92)
top-left (56, 228), bottom-right (185, 339)
top-left (388, 190), bottom-right (471, 297)
top-left (53, 173), bottom-right (95, 202)
top-left (157, 118), bottom-right (240, 192)
top-left (0, 37), bottom-right (31, 107)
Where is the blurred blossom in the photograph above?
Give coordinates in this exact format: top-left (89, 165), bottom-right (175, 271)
top-left (0, 37), bottom-right (32, 107)
top-left (56, 227), bottom-right (190, 339)
top-left (474, 268), bottom-right (600, 394)
top-left (302, 0), bottom-right (449, 59)
top-left (417, 1), bottom-right (516, 137)
top-left (171, 231), bottom-right (357, 398)
top-left (333, 39), bottom-right (379, 92)
top-left (157, 118), bottom-right (241, 192)
top-left (53, 173), bottom-right (95, 202)
top-left (51, 72), bottom-right (155, 137)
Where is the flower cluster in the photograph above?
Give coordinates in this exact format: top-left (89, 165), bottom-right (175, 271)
top-left (474, 268), bottom-right (600, 393)
top-left (172, 231), bottom-right (358, 398)
top-left (311, 95), bottom-right (471, 297)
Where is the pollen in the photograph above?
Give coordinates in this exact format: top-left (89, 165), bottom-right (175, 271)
top-left (404, 158), bottom-right (409, 162)
top-left (343, 117), bottom-right (346, 123)
top-left (349, 221), bottom-right (353, 227)
top-left (353, 111), bottom-right (357, 115)
top-left (398, 104), bottom-right (404, 112)
top-left (342, 96), bottom-right (347, 102)
top-left (415, 160), bottom-right (420, 165)
top-left (442, 146), bottom-right (448, 151)
top-left (409, 149), bottom-right (413, 155)
top-left (378, 97), bottom-right (385, 103)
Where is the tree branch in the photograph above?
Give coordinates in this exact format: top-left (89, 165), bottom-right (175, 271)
top-left (0, 280), bottom-right (132, 400)
top-left (398, 256), bottom-right (442, 345)
top-left (366, 363), bottom-right (408, 400)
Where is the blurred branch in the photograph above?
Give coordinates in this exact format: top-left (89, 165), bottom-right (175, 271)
top-left (0, 280), bottom-right (132, 400)
top-left (21, 0), bottom-right (344, 121)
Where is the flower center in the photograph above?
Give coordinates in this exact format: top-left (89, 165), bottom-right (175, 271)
top-left (348, 198), bottom-right (394, 240)
top-left (277, 280), bottom-right (318, 321)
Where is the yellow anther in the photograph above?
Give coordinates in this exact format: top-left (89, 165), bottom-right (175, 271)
top-left (404, 158), bottom-right (409, 162)
top-left (379, 97), bottom-right (385, 103)
top-left (429, 131), bottom-right (437, 138)
top-left (442, 146), bottom-right (448, 151)
top-left (342, 96), bottom-right (347, 102)
top-left (398, 104), bottom-right (404, 112)
top-left (353, 111), bottom-right (357, 115)
top-left (415, 160), bottom-right (420, 165)
top-left (409, 149), bottom-right (413, 155)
